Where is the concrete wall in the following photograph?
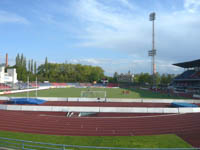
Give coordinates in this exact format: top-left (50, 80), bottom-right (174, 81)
top-left (1, 96), bottom-right (200, 104)
top-left (1, 104), bottom-right (200, 114)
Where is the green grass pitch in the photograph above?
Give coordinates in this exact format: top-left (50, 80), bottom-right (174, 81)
top-left (4, 87), bottom-right (186, 99)
top-left (0, 131), bottom-right (192, 149)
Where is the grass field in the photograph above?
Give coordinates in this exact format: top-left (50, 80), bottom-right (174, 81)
top-left (4, 87), bottom-right (186, 99)
top-left (0, 130), bottom-right (192, 149)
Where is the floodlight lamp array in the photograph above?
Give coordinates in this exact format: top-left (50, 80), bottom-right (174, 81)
top-left (149, 12), bottom-right (156, 21)
top-left (148, 49), bottom-right (156, 56)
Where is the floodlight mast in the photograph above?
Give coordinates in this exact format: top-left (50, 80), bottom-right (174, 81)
top-left (148, 12), bottom-right (156, 88)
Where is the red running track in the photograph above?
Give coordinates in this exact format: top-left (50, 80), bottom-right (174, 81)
top-left (0, 110), bottom-right (200, 147)
top-left (0, 100), bottom-right (172, 107)
top-left (1, 100), bottom-right (200, 107)
top-left (41, 101), bottom-right (172, 107)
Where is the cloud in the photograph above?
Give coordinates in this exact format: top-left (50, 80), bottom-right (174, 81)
top-left (69, 58), bottom-right (103, 65)
top-left (67, 57), bottom-right (181, 76)
top-left (184, 0), bottom-right (200, 13)
top-left (118, 0), bottom-right (138, 11)
top-left (74, 0), bottom-right (149, 55)
top-left (74, 0), bottom-right (200, 61)
top-left (34, 0), bottom-right (199, 75)
top-left (0, 10), bottom-right (29, 24)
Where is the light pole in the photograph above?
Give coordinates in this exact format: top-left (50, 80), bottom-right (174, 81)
top-left (148, 12), bottom-right (156, 88)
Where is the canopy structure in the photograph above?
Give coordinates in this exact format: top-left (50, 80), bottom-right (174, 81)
top-left (10, 98), bottom-right (46, 105)
top-left (173, 59), bottom-right (200, 68)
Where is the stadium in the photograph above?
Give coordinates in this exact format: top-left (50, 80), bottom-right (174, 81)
top-left (0, 1), bottom-right (200, 149)
top-left (1, 66), bottom-right (200, 149)
top-left (0, 23), bottom-right (200, 150)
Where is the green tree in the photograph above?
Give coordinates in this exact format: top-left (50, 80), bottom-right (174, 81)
top-left (34, 61), bottom-right (37, 75)
top-left (37, 63), bottom-right (105, 82)
top-left (31, 59), bottom-right (33, 74)
top-left (28, 60), bottom-right (31, 72)
top-left (113, 72), bottom-right (118, 83)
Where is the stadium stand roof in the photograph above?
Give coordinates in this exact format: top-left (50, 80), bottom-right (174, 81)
top-left (173, 59), bottom-right (200, 68)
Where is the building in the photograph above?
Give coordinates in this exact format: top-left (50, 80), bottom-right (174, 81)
top-left (172, 59), bottom-right (200, 93)
top-left (0, 66), bottom-right (18, 84)
top-left (117, 71), bottom-right (134, 83)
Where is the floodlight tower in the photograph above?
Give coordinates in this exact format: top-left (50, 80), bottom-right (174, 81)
top-left (148, 12), bottom-right (156, 87)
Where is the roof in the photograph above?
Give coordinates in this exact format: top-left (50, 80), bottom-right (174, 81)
top-left (173, 59), bottom-right (200, 68)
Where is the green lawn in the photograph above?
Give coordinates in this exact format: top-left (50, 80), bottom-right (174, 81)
top-left (0, 130), bottom-right (192, 149)
top-left (4, 87), bottom-right (186, 99)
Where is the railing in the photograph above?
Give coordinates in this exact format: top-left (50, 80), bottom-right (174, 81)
top-left (0, 137), bottom-right (199, 150)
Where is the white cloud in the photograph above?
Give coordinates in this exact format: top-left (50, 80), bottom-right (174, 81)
top-left (118, 0), bottom-right (138, 11)
top-left (70, 58), bottom-right (102, 65)
top-left (74, 0), bottom-right (200, 61)
top-left (75, 0), bottom-right (149, 55)
top-left (184, 0), bottom-right (200, 13)
top-left (0, 10), bottom-right (29, 24)
top-left (156, 60), bottom-right (182, 74)
top-left (66, 57), bottom-right (181, 76)
top-left (36, 0), bottom-right (199, 75)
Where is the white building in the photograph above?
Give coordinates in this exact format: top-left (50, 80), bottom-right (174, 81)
top-left (0, 66), bottom-right (18, 84)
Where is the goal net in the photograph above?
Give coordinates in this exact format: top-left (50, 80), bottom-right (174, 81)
top-left (81, 91), bottom-right (107, 100)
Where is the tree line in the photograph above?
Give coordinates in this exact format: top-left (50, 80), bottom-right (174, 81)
top-left (14, 54), bottom-right (37, 81)
top-left (134, 72), bottom-right (175, 86)
top-left (37, 57), bottom-right (104, 82)
top-left (8, 53), bottom-right (105, 82)
top-left (110, 72), bottom-right (175, 86)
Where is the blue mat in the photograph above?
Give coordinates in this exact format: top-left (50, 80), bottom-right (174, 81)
top-left (10, 98), bottom-right (46, 105)
top-left (171, 102), bottom-right (198, 107)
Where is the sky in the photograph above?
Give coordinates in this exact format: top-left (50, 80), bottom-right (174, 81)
top-left (0, 0), bottom-right (200, 76)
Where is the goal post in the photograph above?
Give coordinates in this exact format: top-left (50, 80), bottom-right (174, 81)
top-left (81, 90), bottom-right (107, 101)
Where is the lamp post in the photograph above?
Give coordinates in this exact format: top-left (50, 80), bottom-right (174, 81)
top-left (148, 12), bottom-right (156, 88)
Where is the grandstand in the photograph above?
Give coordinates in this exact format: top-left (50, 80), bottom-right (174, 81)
top-left (173, 59), bottom-right (200, 94)
top-left (107, 83), bottom-right (119, 87)
top-left (0, 83), bottom-right (11, 90)
top-left (51, 82), bottom-right (67, 87)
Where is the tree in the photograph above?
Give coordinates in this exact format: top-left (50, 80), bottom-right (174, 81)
top-left (34, 61), bottom-right (37, 75)
top-left (155, 72), bottom-right (161, 85)
top-left (28, 60), bottom-right (31, 72)
top-left (37, 62), bottom-right (105, 82)
top-left (15, 53), bottom-right (20, 67)
top-left (113, 72), bottom-right (118, 83)
top-left (44, 57), bottom-right (49, 79)
top-left (160, 74), bottom-right (175, 85)
top-left (31, 59), bottom-right (33, 73)
top-left (138, 73), bottom-right (151, 85)
top-left (14, 53), bottom-right (28, 81)
top-left (13, 54), bottom-right (106, 82)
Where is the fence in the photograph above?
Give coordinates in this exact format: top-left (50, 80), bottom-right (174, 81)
top-left (0, 137), bottom-right (199, 150)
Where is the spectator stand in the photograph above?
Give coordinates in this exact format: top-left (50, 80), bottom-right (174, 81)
top-left (172, 59), bottom-right (200, 97)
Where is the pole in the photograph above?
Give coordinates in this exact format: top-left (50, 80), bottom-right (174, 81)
top-left (35, 76), bottom-right (38, 98)
top-left (152, 19), bottom-right (156, 87)
top-left (149, 12), bottom-right (156, 88)
top-left (27, 76), bottom-right (29, 100)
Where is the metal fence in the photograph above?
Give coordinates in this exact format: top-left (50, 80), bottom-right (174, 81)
top-left (0, 137), bottom-right (199, 150)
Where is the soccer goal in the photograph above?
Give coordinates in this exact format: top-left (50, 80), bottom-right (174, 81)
top-left (81, 90), bottom-right (107, 101)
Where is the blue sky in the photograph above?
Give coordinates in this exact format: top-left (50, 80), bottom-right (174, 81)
top-left (0, 0), bottom-right (200, 76)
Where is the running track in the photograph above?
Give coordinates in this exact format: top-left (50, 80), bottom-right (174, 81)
top-left (0, 100), bottom-right (171, 107)
top-left (0, 110), bottom-right (200, 147)
top-left (1, 100), bottom-right (200, 107)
